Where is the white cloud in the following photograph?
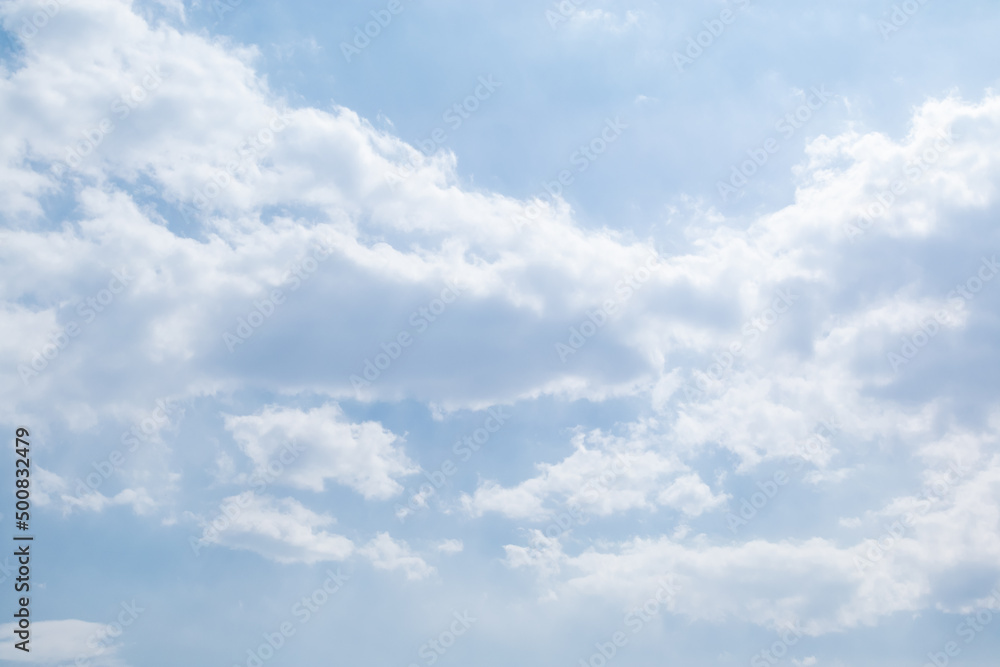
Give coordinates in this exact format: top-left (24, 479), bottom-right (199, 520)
top-left (2, 0), bottom-right (998, 438)
top-left (437, 538), bottom-right (464, 554)
top-left (502, 435), bottom-right (1000, 635)
top-left (360, 533), bottom-right (435, 580)
top-left (571, 9), bottom-right (643, 34)
top-left (33, 466), bottom-right (157, 516)
top-left (462, 422), bottom-right (725, 520)
top-left (224, 403), bottom-right (418, 500)
top-left (0, 619), bottom-right (124, 664)
top-left (504, 530), bottom-right (565, 579)
top-left (656, 473), bottom-right (728, 516)
top-left (2, 1), bottom-right (1000, 656)
top-left (197, 494), bottom-right (354, 564)
top-left (63, 488), bottom-right (157, 515)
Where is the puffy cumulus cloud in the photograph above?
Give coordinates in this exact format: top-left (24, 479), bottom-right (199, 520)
top-left (3, 0), bottom-right (1000, 642)
top-left (632, 95), bottom-right (1000, 427)
top-left (2, 0), bottom-right (1000, 433)
top-left (664, 333), bottom-right (995, 473)
top-left (0, 0), bottom-right (668, 421)
top-left (858, 453), bottom-right (1000, 581)
top-left (502, 432), bottom-right (1000, 635)
top-left (721, 95), bottom-right (1000, 262)
top-left (191, 494), bottom-right (435, 576)
top-left (223, 403), bottom-right (417, 500)
top-left (665, 358), bottom-right (907, 471)
top-left (195, 494), bottom-right (354, 564)
top-left (359, 532), bottom-right (435, 581)
top-left (655, 473), bottom-right (727, 516)
top-left (670, 372), bottom-right (837, 469)
top-left (462, 421), bottom-right (726, 520)
top-left (0, 0), bottom-right (271, 199)
top-left (0, 618), bottom-right (126, 664)
top-left (510, 532), bottom-right (905, 634)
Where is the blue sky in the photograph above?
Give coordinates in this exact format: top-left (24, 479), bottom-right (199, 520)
top-left (2, 0), bottom-right (1000, 665)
